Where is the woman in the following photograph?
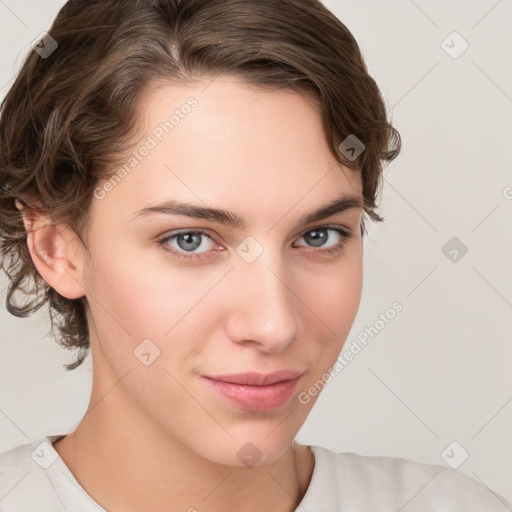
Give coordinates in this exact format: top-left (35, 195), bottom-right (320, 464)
top-left (0, 0), bottom-right (507, 510)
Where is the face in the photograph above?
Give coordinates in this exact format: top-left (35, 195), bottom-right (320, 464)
top-left (60, 77), bottom-right (364, 466)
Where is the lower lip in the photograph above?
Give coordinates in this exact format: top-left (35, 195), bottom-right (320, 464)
top-left (202, 376), bottom-right (300, 412)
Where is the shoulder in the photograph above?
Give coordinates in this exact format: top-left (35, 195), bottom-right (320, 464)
top-left (309, 445), bottom-right (510, 511)
top-left (0, 436), bottom-right (67, 512)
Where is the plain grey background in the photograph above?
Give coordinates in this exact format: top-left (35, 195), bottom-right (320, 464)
top-left (1, 0), bottom-right (511, 504)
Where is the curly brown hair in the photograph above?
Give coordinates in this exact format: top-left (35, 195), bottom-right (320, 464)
top-left (0, 0), bottom-right (401, 370)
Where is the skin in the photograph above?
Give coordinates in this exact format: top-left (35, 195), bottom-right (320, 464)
top-left (18, 76), bottom-right (364, 512)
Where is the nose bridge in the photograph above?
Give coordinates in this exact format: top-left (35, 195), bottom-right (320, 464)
top-left (225, 236), bottom-right (299, 349)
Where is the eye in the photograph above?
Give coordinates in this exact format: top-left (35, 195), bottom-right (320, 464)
top-left (157, 230), bottom-right (220, 261)
top-left (156, 226), bottom-right (354, 261)
top-left (293, 227), bottom-right (354, 255)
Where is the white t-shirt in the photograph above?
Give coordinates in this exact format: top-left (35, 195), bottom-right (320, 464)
top-left (0, 433), bottom-right (509, 511)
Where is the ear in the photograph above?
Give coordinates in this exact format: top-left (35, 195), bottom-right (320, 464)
top-left (15, 196), bottom-right (87, 300)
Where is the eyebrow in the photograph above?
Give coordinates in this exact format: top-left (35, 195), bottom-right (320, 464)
top-left (133, 193), bottom-right (364, 230)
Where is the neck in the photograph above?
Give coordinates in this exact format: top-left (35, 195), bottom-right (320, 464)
top-left (53, 375), bottom-right (312, 512)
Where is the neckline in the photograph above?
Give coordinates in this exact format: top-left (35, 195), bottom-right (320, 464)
top-left (37, 434), bottom-right (106, 511)
top-left (38, 434), bottom-right (331, 512)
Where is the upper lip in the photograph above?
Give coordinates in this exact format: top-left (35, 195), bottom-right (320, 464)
top-left (204, 370), bottom-right (304, 386)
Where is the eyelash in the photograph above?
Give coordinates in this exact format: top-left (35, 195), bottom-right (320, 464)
top-left (156, 226), bottom-right (354, 262)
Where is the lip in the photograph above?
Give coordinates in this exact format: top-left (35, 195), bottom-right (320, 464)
top-left (205, 370), bottom-right (304, 386)
top-left (202, 370), bottom-right (304, 412)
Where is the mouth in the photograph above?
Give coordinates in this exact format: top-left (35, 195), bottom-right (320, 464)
top-left (201, 370), bottom-right (304, 412)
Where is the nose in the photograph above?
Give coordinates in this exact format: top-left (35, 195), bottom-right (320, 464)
top-left (223, 247), bottom-right (301, 354)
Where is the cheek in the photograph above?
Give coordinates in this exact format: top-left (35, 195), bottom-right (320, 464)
top-left (84, 242), bottom-right (224, 375)
top-left (302, 247), bottom-right (363, 328)
top-left (300, 248), bottom-right (363, 369)
top-left (86, 238), bottom-right (202, 336)
top-left (83, 251), bottom-right (207, 397)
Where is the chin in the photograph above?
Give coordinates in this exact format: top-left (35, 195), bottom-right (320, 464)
top-left (185, 430), bottom-right (295, 468)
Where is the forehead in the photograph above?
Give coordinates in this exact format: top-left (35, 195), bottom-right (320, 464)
top-left (92, 76), bottom-right (362, 226)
